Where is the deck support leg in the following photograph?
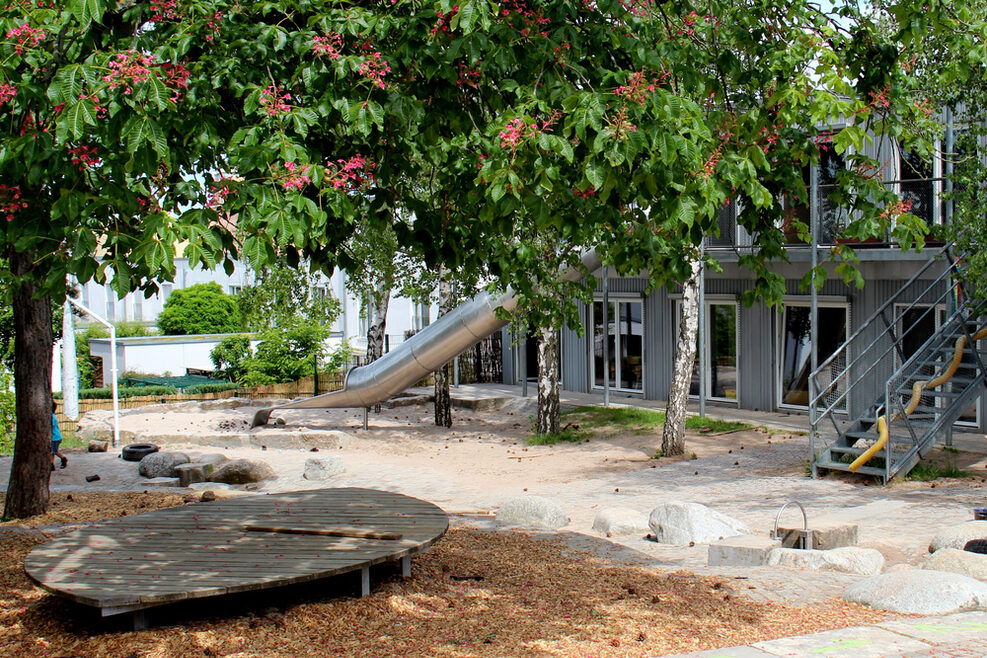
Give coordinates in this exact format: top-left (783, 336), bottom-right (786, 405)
top-left (131, 609), bottom-right (149, 631)
top-left (401, 555), bottom-right (412, 578)
top-left (360, 566), bottom-right (370, 597)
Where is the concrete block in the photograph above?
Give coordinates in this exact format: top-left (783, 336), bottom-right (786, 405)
top-left (143, 476), bottom-right (181, 487)
top-left (174, 462), bottom-right (216, 487)
top-left (777, 520), bottom-right (858, 550)
top-left (708, 534), bottom-right (781, 567)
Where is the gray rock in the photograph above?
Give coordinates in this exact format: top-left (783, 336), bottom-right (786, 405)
top-left (87, 439), bottom-right (109, 453)
top-left (143, 476), bottom-right (181, 487)
top-left (648, 502), bottom-right (750, 545)
top-left (174, 462), bottom-right (217, 487)
top-left (843, 570), bottom-right (987, 615)
top-left (199, 397), bottom-right (254, 411)
top-left (188, 481), bottom-right (232, 491)
top-left (924, 548), bottom-right (987, 580)
top-left (592, 508), bottom-right (650, 537)
top-left (200, 490), bottom-right (217, 502)
top-left (496, 496), bottom-right (569, 529)
top-left (766, 546), bottom-right (884, 575)
top-left (138, 451), bottom-right (190, 478)
top-left (929, 521), bottom-right (987, 553)
top-left (303, 457), bottom-right (345, 480)
top-left (208, 458), bottom-right (276, 484)
top-left (190, 453), bottom-right (229, 467)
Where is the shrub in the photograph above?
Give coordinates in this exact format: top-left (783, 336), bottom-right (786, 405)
top-left (157, 282), bottom-right (241, 335)
top-left (0, 368), bottom-right (14, 454)
top-left (241, 322), bottom-right (330, 384)
top-left (210, 335), bottom-right (253, 382)
top-left (183, 382), bottom-right (242, 395)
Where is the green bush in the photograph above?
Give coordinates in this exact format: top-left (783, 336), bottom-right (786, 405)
top-left (0, 368), bottom-right (14, 454)
top-left (157, 282), bottom-right (241, 335)
top-left (183, 382), bottom-right (242, 395)
top-left (241, 322), bottom-right (330, 385)
top-left (210, 335), bottom-right (253, 382)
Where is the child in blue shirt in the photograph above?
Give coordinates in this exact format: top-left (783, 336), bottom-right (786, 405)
top-left (52, 401), bottom-right (67, 470)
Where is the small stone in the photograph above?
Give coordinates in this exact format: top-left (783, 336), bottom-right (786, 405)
top-left (138, 451), bottom-right (190, 478)
top-left (496, 496), bottom-right (569, 530)
top-left (174, 462), bottom-right (216, 487)
top-left (302, 456), bottom-right (345, 480)
top-left (930, 521), bottom-right (987, 553)
top-left (592, 508), bottom-right (650, 537)
top-left (209, 459), bottom-right (276, 484)
top-left (924, 548), bottom-right (987, 580)
top-left (87, 439), bottom-right (109, 453)
top-left (844, 570), bottom-right (987, 614)
top-left (85, 474), bottom-right (100, 483)
top-left (648, 502), bottom-right (750, 545)
top-left (200, 491), bottom-right (217, 502)
top-left (274, 418), bottom-right (286, 426)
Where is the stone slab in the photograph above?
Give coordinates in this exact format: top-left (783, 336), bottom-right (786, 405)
top-left (143, 476), bottom-right (181, 487)
top-left (751, 626), bottom-right (930, 657)
top-left (661, 646), bottom-right (775, 657)
top-left (877, 611), bottom-right (987, 645)
top-left (708, 535), bottom-right (781, 567)
top-left (776, 520), bottom-right (858, 550)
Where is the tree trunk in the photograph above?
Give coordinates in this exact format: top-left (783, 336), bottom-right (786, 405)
top-left (3, 250), bottom-right (53, 519)
top-left (364, 281), bottom-right (390, 414)
top-left (434, 275), bottom-right (452, 428)
top-left (536, 326), bottom-right (560, 435)
top-left (662, 254), bottom-right (702, 457)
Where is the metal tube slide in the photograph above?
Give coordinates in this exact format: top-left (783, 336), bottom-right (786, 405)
top-left (251, 249), bottom-right (601, 426)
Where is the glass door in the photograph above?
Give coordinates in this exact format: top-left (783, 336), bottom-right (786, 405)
top-left (780, 304), bottom-right (848, 409)
top-left (686, 302), bottom-right (739, 402)
top-left (592, 300), bottom-right (643, 392)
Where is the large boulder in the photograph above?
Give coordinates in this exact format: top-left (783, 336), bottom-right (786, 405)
top-left (766, 547), bottom-right (884, 576)
top-left (843, 570), bottom-right (987, 615)
top-left (208, 458), bottom-right (276, 484)
top-left (592, 508), bottom-right (650, 537)
top-left (303, 457), bottom-right (345, 480)
top-left (496, 496), bottom-right (569, 530)
top-left (929, 521), bottom-right (987, 553)
top-left (648, 502), bottom-right (750, 545)
top-left (924, 548), bottom-right (987, 580)
top-left (138, 451), bottom-right (190, 478)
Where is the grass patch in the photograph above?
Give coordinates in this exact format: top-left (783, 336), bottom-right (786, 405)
top-left (685, 416), bottom-right (751, 433)
top-left (563, 406), bottom-right (666, 430)
top-left (0, 429), bottom-right (87, 457)
top-left (528, 428), bottom-right (584, 445)
top-left (906, 460), bottom-right (971, 481)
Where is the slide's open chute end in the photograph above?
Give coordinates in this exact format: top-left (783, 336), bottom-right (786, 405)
top-left (251, 408), bottom-right (274, 428)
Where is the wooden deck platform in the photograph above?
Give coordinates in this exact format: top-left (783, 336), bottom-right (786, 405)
top-left (24, 488), bottom-right (448, 628)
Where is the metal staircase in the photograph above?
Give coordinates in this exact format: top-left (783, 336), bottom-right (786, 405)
top-left (809, 247), bottom-right (987, 483)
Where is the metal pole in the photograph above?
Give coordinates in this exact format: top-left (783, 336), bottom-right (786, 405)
top-left (603, 267), bottom-right (610, 406)
top-left (809, 161), bottom-right (820, 477)
top-left (67, 298), bottom-right (119, 447)
top-left (453, 356), bottom-right (459, 387)
top-left (698, 243), bottom-right (706, 418)
top-left (520, 334), bottom-right (528, 397)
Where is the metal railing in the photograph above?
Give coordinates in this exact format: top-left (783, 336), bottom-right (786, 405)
top-left (807, 245), bottom-right (963, 472)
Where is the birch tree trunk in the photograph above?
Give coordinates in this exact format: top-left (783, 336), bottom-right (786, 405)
top-left (434, 275), bottom-right (453, 428)
top-left (3, 249), bottom-right (54, 519)
top-left (536, 326), bottom-right (560, 435)
top-left (364, 280), bottom-right (390, 414)
top-left (661, 254), bottom-right (702, 457)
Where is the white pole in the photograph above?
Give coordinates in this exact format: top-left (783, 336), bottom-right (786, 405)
top-left (109, 324), bottom-right (120, 447)
top-left (61, 300), bottom-right (79, 420)
top-left (66, 298), bottom-right (120, 447)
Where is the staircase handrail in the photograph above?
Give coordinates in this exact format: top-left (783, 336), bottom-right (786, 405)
top-left (808, 245), bottom-right (955, 419)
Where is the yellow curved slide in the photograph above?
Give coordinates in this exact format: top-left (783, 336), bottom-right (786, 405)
top-left (849, 325), bottom-right (987, 473)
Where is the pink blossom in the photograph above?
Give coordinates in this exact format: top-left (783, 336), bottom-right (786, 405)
top-left (0, 82), bottom-right (16, 104)
top-left (68, 145), bottom-right (100, 171)
top-left (6, 23), bottom-right (45, 55)
top-left (282, 162), bottom-right (311, 191)
top-left (0, 184), bottom-right (27, 221)
top-left (313, 34), bottom-right (343, 59)
top-left (260, 85), bottom-right (291, 116)
top-left (359, 52), bottom-right (391, 90)
top-left (325, 154), bottom-right (375, 191)
top-left (101, 50), bottom-right (155, 95)
top-left (149, 0), bottom-right (178, 21)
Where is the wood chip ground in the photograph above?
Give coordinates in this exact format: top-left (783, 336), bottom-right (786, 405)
top-left (0, 492), bottom-right (893, 656)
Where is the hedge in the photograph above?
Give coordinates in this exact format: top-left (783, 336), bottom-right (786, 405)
top-left (53, 385), bottom-right (178, 400)
top-left (183, 382), bottom-right (242, 395)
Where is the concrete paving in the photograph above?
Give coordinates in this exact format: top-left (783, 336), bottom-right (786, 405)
top-left (667, 611), bottom-right (987, 657)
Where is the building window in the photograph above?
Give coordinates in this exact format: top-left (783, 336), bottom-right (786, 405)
top-left (818, 147), bottom-right (850, 243)
top-left (228, 285), bottom-right (243, 296)
top-left (899, 149), bottom-right (937, 226)
top-left (592, 300), bottom-right (643, 391)
top-left (133, 294), bottom-right (143, 321)
top-left (105, 298), bottom-right (115, 321)
top-left (779, 303), bottom-right (848, 409)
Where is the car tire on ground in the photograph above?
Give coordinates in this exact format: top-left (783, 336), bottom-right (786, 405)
top-left (121, 443), bottom-right (159, 462)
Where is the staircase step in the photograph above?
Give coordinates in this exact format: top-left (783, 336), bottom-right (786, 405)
top-left (815, 460), bottom-right (886, 477)
top-left (829, 445), bottom-right (887, 458)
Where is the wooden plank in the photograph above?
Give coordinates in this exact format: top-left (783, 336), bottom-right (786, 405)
top-left (242, 525), bottom-right (404, 540)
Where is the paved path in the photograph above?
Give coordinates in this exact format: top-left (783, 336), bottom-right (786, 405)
top-left (666, 610), bottom-right (987, 657)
